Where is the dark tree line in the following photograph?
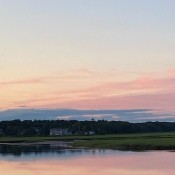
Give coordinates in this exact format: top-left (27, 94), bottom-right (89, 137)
top-left (0, 119), bottom-right (175, 136)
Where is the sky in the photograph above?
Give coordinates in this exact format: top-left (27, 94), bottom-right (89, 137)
top-left (0, 0), bottom-right (175, 120)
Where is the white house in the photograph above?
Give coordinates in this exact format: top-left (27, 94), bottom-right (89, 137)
top-left (50, 128), bottom-right (71, 136)
top-left (84, 131), bottom-right (96, 135)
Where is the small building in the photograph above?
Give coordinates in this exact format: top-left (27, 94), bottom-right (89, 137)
top-left (85, 131), bottom-right (96, 135)
top-left (50, 128), bottom-right (71, 136)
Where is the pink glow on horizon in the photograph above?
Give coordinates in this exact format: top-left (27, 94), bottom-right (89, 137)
top-left (0, 68), bottom-right (175, 113)
top-left (35, 93), bottom-right (175, 112)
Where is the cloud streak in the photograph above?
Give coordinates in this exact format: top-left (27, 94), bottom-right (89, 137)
top-left (0, 108), bottom-right (174, 122)
top-left (0, 78), bottom-right (45, 86)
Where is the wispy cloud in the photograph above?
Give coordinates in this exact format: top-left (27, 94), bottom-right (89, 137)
top-left (0, 69), bottom-right (118, 86)
top-left (0, 68), bottom-right (175, 114)
top-left (0, 78), bottom-right (45, 85)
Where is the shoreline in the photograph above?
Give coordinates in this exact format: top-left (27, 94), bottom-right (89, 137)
top-left (1, 132), bottom-right (175, 151)
top-left (1, 141), bottom-right (175, 151)
top-left (0, 141), bottom-right (73, 149)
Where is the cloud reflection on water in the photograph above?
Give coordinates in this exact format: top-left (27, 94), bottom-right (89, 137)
top-left (0, 150), bottom-right (174, 175)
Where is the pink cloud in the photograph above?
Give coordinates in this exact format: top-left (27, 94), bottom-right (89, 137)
top-left (48, 75), bottom-right (175, 101)
top-left (37, 93), bottom-right (174, 112)
top-left (168, 68), bottom-right (175, 77)
top-left (1, 68), bottom-right (175, 112)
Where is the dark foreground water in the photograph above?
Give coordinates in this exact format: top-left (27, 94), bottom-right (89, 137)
top-left (0, 144), bottom-right (174, 175)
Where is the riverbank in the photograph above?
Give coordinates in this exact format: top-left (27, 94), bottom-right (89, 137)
top-left (1, 132), bottom-right (175, 150)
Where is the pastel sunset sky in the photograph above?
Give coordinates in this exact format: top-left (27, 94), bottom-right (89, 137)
top-left (1, 1), bottom-right (175, 116)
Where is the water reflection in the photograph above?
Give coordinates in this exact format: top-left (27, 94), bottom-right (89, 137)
top-left (0, 144), bottom-right (109, 161)
top-left (0, 145), bottom-right (174, 175)
top-left (0, 144), bottom-right (56, 156)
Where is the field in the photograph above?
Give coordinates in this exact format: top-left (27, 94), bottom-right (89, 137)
top-left (73, 132), bottom-right (175, 150)
top-left (1, 132), bottom-right (175, 150)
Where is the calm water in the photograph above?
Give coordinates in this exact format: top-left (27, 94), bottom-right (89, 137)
top-left (0, 144), bottom-right (174, 175)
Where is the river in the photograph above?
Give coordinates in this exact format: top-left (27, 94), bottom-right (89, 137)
top-left (0, 144), bottom-right (174, 175)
